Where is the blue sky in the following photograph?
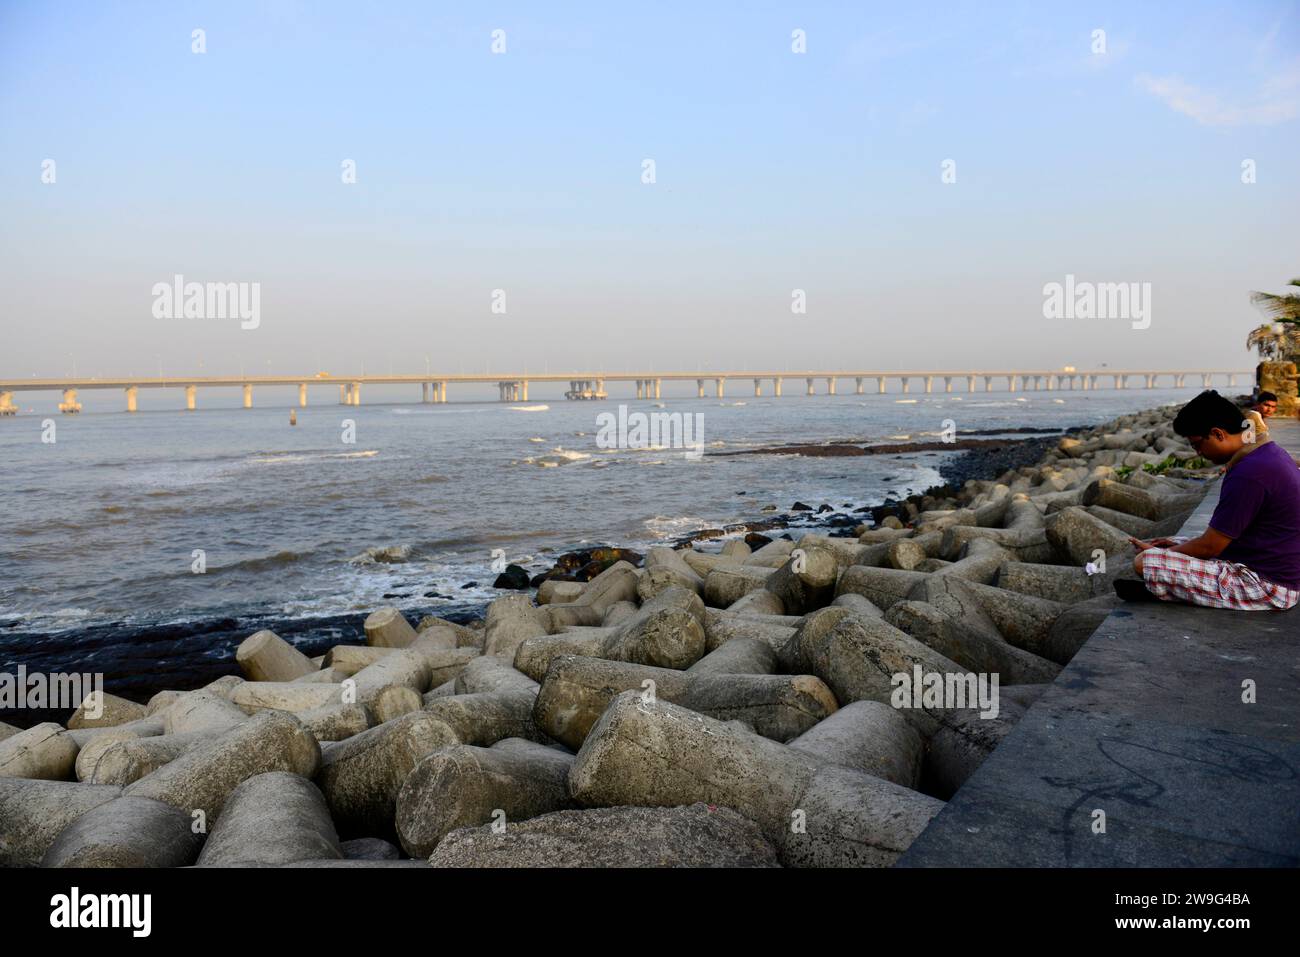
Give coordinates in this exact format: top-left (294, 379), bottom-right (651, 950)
top-left (1, 0), bottom-right (1297, 379)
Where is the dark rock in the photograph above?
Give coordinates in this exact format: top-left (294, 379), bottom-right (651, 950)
top-left (743, 532), bottom-right (773, 549)
top-left (791, 502), bottom-right (813, 512)
top-left (816, 504), bottom-right (833, 514)
top-left (492, 564), bottom-right (532, 591)
top-left (461, 582), bottom-right (479, 589)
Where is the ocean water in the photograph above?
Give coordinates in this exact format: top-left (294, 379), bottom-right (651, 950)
top-left (0, 384), bottom-right (1195, 710)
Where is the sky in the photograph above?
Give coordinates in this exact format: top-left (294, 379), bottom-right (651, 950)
top-left (1, 0), bottom-right (1298, 381)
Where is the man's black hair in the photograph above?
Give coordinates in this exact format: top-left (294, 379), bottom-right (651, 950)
top-left (1172, 390), bottom-right (1247, 437)
top-left (1256, 390), bottom-right (1278, 403)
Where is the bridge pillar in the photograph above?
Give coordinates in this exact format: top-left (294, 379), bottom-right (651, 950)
top-left (0, 391), bottom-right (15, 416)
top-left (1227, 374), bottom-right (1237, 387)
top-left (1201, 373), bottom-right (1211, 388)
top-left (125, 386), bottom-right (138, 412)
top-left (522, 381), bottom-right (529, 401)
top-left (352, 383), bottom-right (362, 405)
top-left (1175, 374), bottom-right (1185, 388)
top-left (1032, 376), bottom-right (1041, 390)
top-left (653, 379), bottom-right (661, 400)
top-left (878, 377), bottom-right (887, 394)
top-left (696, 379), bottom-right (705, 398)
top-left (1081, 376), bottom-right (1090, 391)
top-left (774, 377), bottom-right (782, 397)
top-left (299, 383), bottom-right (308, 406)
top-left (753, 378), bottom-right (762, 397)
top-left (715, 378), bottom-right (725, 398)
top-left (1145, 374), bottom-right (1155, 389)
top-left (967, 376), bottom-right (976, 392)
top-left (340, 385), bottom-right (347, 404)
top-left (944, 376), bottom-right (952, 393)
top-left (806, 377), bottom-right (814, 396)
top-left (422, 382), bottom-right (430, 403)
top-left (637, 380), bottom-right (645, 400)
top-left (924, 376), bottom-right (933, 394)
top-left (440, 381), bottom-right (448, 402)
top-left (1007, 375), bottom-right (1017, 393)
top-left (826, 377), bottom-right (835, 395)
top-left (983, 376), bottom-right (992, 392)
top-left (242, 384), bottom-right (253, 408)
top-left (58, 389), bottom-right (81, 413)
top-left (597, 379), bottom-right (605, 397)
top-left (900, 377), bottom-right (910, 394)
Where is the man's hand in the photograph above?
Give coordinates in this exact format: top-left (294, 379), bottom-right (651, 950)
top-left (1128, 537), bottom-right (1176, 551)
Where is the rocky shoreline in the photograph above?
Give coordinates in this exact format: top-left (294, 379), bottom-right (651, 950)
top-left (0, 402), bottom-right (1219, 868)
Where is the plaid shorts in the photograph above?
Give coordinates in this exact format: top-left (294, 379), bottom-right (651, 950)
top-left (1140, 548), bottom-right (1300, 611)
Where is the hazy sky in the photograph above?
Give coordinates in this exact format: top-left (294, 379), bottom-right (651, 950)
top-left (2, 0), bottom-right (1298, 381)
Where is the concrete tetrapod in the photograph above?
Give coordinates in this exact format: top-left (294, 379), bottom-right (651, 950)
top-left (727, 589), bottom-right (786, 615)
top-left (1045, 506), bottom-right (1137, 568)
top-left (0, 722), bottom-right (79, 780)
top-left (66, 692), bottom-right (148, 730)
top-left (483, 594), bottom-right (550, 658)
top-left (703, 565), bottom-right (776, 607)
top-left (163, 691), bottom-right (248, 734)
top-left (41, 796), bottom-right (202, 868)
top-left (429, 803), bottom-right (779, 868)
top-left (197, 771), bottom-right (343, 866)
top-left (533, 654), bottom-right (838, 750)
top-left (907, 575), bottom-right (1066, 659)
top-left (779, 607), bottom-right (969, 735)
top-left (316, 712), bottom-right (459, 838)
top-left (763, 543), bottom-right (839, 615)
top-left (542, 561), bottom-right (640, 630)
top-left (87, 732), bottom-right (210, 787)
top-left (923, 697), bottom-right (1032, 799)
top-left (125, 710), bottom-right (320, 822)
top-left (236, 629), bottom-right (316, 682)
top-left (568, 692), bottom-right (944, 867)
top-left (395, 738), bottom-right (576, 858)
top-left (319, 689), bottom-right (542, 838)
top-left (884, 599), bottom-right (1060, 685)
top-left (364, 607), bottom-right (419, 648)
top-left (0, 778), bottom-right (123, 867)
top-left (702, 610), bottom-right (797, 653)
top-left (787, 700), bottom-right (923, 788)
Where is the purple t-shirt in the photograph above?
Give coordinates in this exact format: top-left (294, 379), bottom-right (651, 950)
top-left (1210, 441), bottom-right (1300, 590)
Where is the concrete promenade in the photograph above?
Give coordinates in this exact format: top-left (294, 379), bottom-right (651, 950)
top-left (899, 418), bottom-right (1300, 867)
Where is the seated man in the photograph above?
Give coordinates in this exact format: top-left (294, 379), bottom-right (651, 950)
top-left (1131, 390), bottom-right (1300, 611)
top-left (1244, 390), bottom-right (1277, 440)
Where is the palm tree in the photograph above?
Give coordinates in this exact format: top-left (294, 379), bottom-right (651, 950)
top-left (1248, 278), bottom-right (1300, 360)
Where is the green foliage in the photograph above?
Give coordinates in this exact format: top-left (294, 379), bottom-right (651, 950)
top-left (1142, 454), bottom-right (1210, 474)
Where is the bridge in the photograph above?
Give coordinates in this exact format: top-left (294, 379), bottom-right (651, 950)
top-left (0, 369), bottom-right (1251, 414)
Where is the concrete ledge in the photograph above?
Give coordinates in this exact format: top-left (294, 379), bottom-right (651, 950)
top-left (899, 419), bottom-right (1300, 867)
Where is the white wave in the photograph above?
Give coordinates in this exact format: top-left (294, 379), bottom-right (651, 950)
top-left (523, 447), bottom-right (592, 467)
top-left (509, 404), bottom-right (550, 412)
top-left (528, 437), bottom-right (545, 443)
top-left (895, 399), bottom-right (918, 404)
